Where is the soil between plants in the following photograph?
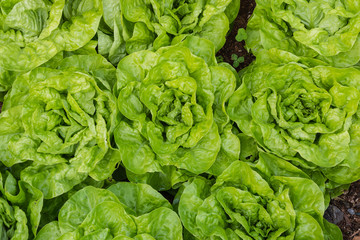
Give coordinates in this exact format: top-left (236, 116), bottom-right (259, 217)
top-left (0, 1), bottom-right (359, 238)
top-left (217, 0), bottom-right (256, 71)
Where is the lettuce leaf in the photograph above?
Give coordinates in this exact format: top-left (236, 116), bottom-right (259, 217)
top-left (0, 168), bottom-right (43, 239)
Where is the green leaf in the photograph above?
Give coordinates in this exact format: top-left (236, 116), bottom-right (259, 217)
top-left (0, 170), bottom-right (44, 239)
top-left (107, 182), bottom-right (172, 216)
top-left (235, 28), bottom-right (247, 42)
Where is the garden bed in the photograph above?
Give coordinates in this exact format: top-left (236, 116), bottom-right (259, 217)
top-left (0, 1), bottom-right (359, 238)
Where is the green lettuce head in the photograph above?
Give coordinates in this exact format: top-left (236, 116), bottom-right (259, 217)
top-left (98, 0), bottom-right (240, 65)
top-left (0, 55), bottom-right (119, 199)
top-left (35, 182), bottom-right (183, 239)
top-left (227, 59), bottom-right (360, 189)
top-left (0, 169), bottom-right (43, 239)
top-left (246, 0), bottom-right (360, 67)
top-left (177, 159), bottom-right (342, 239)
top-left (114, 37), bottom-right (240, 190)
top-left (0, 0), bottom-right (103, 96)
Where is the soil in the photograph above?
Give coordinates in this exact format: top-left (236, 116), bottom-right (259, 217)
top-left (325, 181), bottom-right (360, 240)
top-left (216, 0), bottom-right (256, 71)
top-left (0, 1), bottom-right (359, 238)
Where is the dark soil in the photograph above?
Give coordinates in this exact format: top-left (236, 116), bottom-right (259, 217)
top-left (216, 0), bottom-right (256, 71)
top-left (0, 0), bottom-right (359, 238)
top-left (325, 181), bottom-right (360, 240)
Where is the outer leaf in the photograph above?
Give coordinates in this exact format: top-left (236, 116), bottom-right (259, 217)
top-left (107, 182), bottom-right (172, 216)
top-left (0, 169), bottom-right (43, 239)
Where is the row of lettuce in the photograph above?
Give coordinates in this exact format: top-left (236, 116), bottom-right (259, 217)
top-left (1, 0), bottom-right (360, 239)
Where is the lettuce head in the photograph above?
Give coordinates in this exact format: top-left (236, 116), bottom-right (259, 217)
top-left (0, 55), bottom-right (120, 199)
top-left (246, 0), bottom-right (360, 67)
top-left (114, 37), bottom-right (241, 190)
top-left (227, 57), bottom-right (360, 191)
top-left (98, 0), bottom-right (240, 65)
top-left (0, 0), bottom-right (103, 97)
top-left (178, 158), bottom-right (342, 239)
top-left (35, 182), bottom-right (183, 239)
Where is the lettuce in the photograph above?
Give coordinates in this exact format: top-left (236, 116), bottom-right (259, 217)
top-left (37, 177), bottom-right (106, 231)
top-left (246, 0), bottom-right (360, 67)
top-left (0, 2), bottom-right (357, 239)
top-left (0, 55), bottom-right (119, 199)
top-left (35, 182), bottom-right (183, 239)
top-left (227, 58), bottom-right (360, 190)
top-left (0, 0), bottom-right (103, 96)
top-left (98, 0), bottom-right (240, 65)
top-left (178, 158), bottom-right (342, 239)
top-left (0, 168), bottom-right (43, 239)
top-left (114, 37), bottom-right (240, 190)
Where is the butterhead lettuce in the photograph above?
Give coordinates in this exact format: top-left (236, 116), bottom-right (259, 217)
top-left (114, 37), bottom-right (241, 190)
top-left (0, 0), bottom-right (103, 72)
top-left (0, 2), bottom-right (357, 239)
top-left (178, 159), bottom-right (342, 239)
top-left (227, 58), bottom-right (360, 190)
top-left (0, 168), bottom-right (43, 239)
top-left (114, 38), bottom-right (220, 180)
top-left (0, 55), bottom-right (119, 199)
top-left (246, 0), bottom-right (360, 67)
top-left (0, 0), bottom-right (103, 96)
top-left (98, 0), bottom-right (240, 65)
top-left (35, 182), bottom-right (183, 239)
